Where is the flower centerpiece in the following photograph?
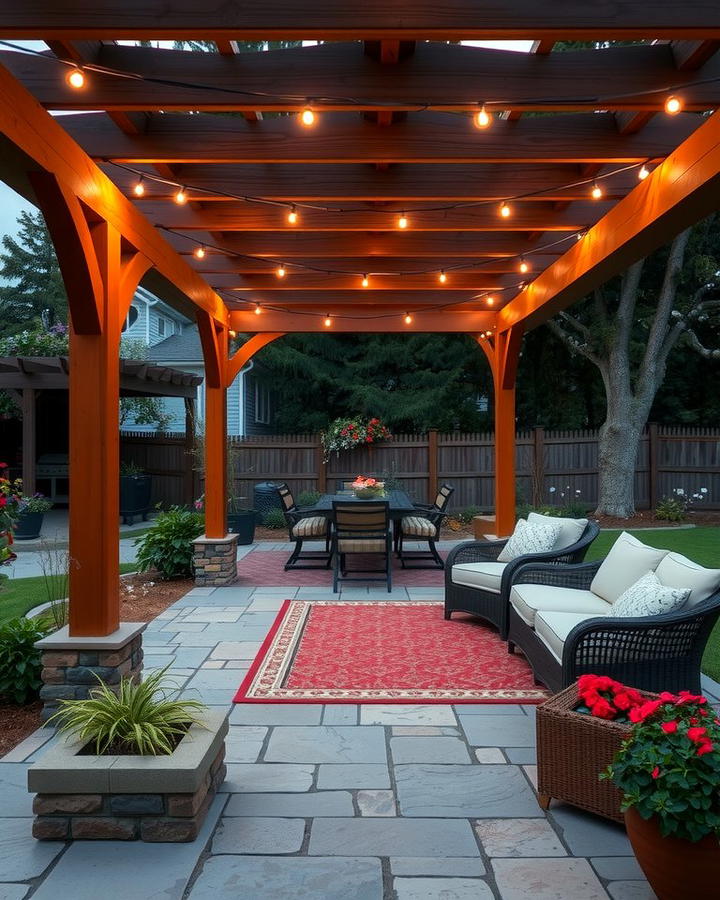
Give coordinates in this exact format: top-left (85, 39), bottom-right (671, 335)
top-left (351, 476), bottom-right (385, 499)
top-left (321, 417), bottom-right (392, 462)
top-left (602, 690), bottom-right (720, 896)
top-left (0, 463), bottom-right (23, 565)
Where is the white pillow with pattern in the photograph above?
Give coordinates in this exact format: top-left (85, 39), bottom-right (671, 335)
top-left (611, 570), bottom-right (690, 618)
top-left (497, 518), bottom-right (561, 562)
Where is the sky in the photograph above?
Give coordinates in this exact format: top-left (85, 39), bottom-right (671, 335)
top-left (0, 39), bottom-right (534, 241)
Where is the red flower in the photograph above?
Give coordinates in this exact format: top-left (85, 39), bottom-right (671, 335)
top-left (0, 462), bottom-right (7, 468)
top-left (613, 692), bottom-right (634, 711)
top-left (661, 721), bottom-right (678, 734)
top-left (659, 691), bottom-right (678, 702)
top-left (651, 766), bottom-right (661, 779)
top-left (688, 726), bottom-right (708, 743)
top-left (629, 699), bottom-right (663, 723)
top-left (591, 698), bottom-right (616, 720)
top-left (697, 741), bottom-right (714, 757)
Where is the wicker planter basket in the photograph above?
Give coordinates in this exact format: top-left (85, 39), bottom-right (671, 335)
top-left (536, 683), bottom-right (657, 823)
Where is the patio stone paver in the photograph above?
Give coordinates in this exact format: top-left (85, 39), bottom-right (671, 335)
top-left (549, 806), bottom-right (634, 856)
top-left (264, 726), bottom-right (387, 764)
top-left (0, 885), bottom-right (29, 900)
top-left (491, 857), bottom-right (608, 900)
top-left (474, 819), bottom-right (567, 857)
top-left (390, 858), bottom-right (486, 876)
top-left (0, 819), bottom-right (63, 881)
top-left (219, 763), bottom-right (315, 792)
top-left (211, 817), bottom-right (305, 854)
top-left (357, 790), bottom-right (396, 816)
top-left (308, 818), bottom-right (480, 857)
top-left (224, 726), bottom-right (268, 763)
top-left (395, 764), bottom-right (539, 817)
top-left (394, 877), bottom-right (494, 899)
top-left (0, 765), bottom-right (34, 816)
top-left (390, 736), bottom-right (471, 764)
top-left (474, 748), bottom-right (506, 763)
top-left (605, 882), bottom-right (657, 900)
top-left (188, 856), bottom-right (383, 900)
top-left (317, 764), bottom-right (391, 789)
top-left (590, 857), bottom-right (646, 880)
top-left (391, 726), bottom-right (459, 736)
top-left (225, 792), bottom-right (355, 817)
top-left (458, 715), bottom-right (536, 747)
top-left (505, 748), bottom-right (537, 764)
top-left (322, 705), bottom-right (358, 725)
top-left (230, 703), bottom-right (323, 725)
top-left (359, 705), bottom-right (457, 726)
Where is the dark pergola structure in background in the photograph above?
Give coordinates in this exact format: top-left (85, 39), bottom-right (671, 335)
top-left (0, 3), bottom-right (719, 640)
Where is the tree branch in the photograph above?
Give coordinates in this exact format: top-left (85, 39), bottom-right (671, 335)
top-left (546, 318), bottom-right (603, 369)
top-left (684, 328), bottom-right (720, 360)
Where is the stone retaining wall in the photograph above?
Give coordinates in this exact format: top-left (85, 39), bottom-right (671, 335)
top-left (32, 746), bottom-right (226, 842)
top-left (193, 533), bottom-right (238, 586)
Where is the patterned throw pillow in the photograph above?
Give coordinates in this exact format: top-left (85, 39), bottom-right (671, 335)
top-left (611, 570), bottom-right (690, 618)
top-left (497, 518), bottom-right (561, 562)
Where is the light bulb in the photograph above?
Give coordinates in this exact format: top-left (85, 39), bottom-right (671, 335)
top-left (361, 274), bottom-right (369, 287)
top-left (193, 245), bottom-right (206, 259)
top-left (174, 186), bottom-right (187, 205)
top-left (324, 314), bottom-right (332, 327)
top-left (438, 270), bottom-right (447, 284)
top-left (276, 265), bottom-right (286, 278)
top-left (397, 212), bottom-right (409, 229)
top-left (404, 313), bottom-right (413, 325)
top-left (638, 164), bottom-right (650, 180)
top-left (254, 303), bottom-right (262, 315)
top-left (519, 258), bottom-right (529, 274)
top-left (300, 106), bottom-right (316, 126)
top-left (499, 201), bottom-right (511, 218)
top-left (287, 206), bottom-right (298, 225)
top-left (665, 95), bottom-right (682, 115)
top-left (474, 105), bottom-right (492, 129)
top-left (591, 182), bottom-right (603, 200)
top-left (66, 68), bottom-right (85, 89)
top-left (229, 330), bottom-right (237, 338)
top-left (132, 178), bottom-right (145, 197)
top-left (576, 231), bottom-right (585, 241)
top-left (486, 296), bottom-right (495, 306)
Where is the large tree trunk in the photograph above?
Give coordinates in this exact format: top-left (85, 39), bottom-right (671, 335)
top-left (595, 417), bottom-right (643, 517)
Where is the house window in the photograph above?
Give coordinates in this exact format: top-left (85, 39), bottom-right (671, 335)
top-left (254, 382), bottom-right (271, 425)
top-left (157, 317), bottom-right (166, 337)
top-left (121, 306), bottom-right (139, 333)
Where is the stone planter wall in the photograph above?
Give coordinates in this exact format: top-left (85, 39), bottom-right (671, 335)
top-left (193, 533), bottom-right (238, 586)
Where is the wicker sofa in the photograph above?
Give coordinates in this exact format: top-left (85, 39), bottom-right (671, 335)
top-left (444, 515), bottom-right (600, 639)
top-left (507, 538), bottom-right (720, 694)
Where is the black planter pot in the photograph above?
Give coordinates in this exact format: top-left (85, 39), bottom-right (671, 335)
top-left (119, 474), bottom-right (153, 525)
top-left (14, 511), bottom-right (45, 540)
top-left (227, 510), bottom-right (257, 545)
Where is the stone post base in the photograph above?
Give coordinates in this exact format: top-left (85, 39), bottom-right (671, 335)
top-left (35, 623), bottom-right (146, 723)
top-left (192, 533), bottom-right (238, 586)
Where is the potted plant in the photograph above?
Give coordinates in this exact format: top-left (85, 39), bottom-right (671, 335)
top-left (194, 494), bottom-right (257, 545)
top-left (119, 460), bottom-right (153, 525)
top-left (14, 493), bottom-right (53, 540)
top-left (28, 668), bottom-right (228, 842)
top-left (603, 690), bottom-right (720, 898)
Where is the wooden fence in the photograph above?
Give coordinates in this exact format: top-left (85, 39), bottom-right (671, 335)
top-left (119, 425), bottom-right (720, 511)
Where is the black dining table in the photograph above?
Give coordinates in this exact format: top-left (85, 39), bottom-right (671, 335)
top-left (307, 489), bottom-right (416, 522)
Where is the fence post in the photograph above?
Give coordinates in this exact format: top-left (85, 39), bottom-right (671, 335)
top-left (648, 423), bottom-right (659, 511)
top-left (428, 429), bottom-right (439, 501)
top-left (183, 397), bottom-right (196, 506)
top-left (532, 426), bottom-right (545, 507)
top-left (316, 435), bottom-right (327, 493)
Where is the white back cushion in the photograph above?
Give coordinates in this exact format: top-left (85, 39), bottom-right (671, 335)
top-left (590, 532), bottom-right (668, 603)
top-left (497, 517), bottom-right (561, 563)
top-left (528, 511), bottom-right (588, 551)
top-left (655, 553), bottom-right (720, 609)
top-left (611, 570), bottom-right (690, 618)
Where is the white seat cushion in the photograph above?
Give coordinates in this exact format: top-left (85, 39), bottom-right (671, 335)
top-left (611, 570), bottom-right (690, 617)
top-left (528, 511), bottom-right (588, 552)
top-left (292, 516), bottom-right (328, 538)
top-left (510, 583), bottom-right (611, 627)
top-left (497, 518), bottom-right (561, 562)
top-left (451, 561), bottom-right (507, 594)
top-left (590, 532), bottom-right (668, 603)
top-left (534, 610), bottom-right (604, 663)
top-left (401, 515), bottom-right (437, 537)
top-left (655, 553), bottom-right (720, 609)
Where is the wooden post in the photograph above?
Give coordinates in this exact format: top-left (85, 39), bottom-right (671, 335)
top-left (648, 422), bottom-right (659, 511)
top-left (428, 428), bottom-right (439, 501)
top-left (204, 385), bottom-right (227, 538)
top-left (532, 426), bottom-right (545, 507)
top-left (316, 436), bottom-right (327, 493)
top-left (21, 388), bottom-right (36, 497)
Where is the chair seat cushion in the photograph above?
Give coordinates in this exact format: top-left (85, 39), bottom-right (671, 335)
top-left (534, 610), bottom-right (605, 663)
top-left (451, 561), bottom-right (507, 594)
top-left (401, 515), bottom-right (437, 537)
top-left (497, 518), bottom-right (561, 562)
top-left (338, 538), bottom-right (387, 553)
top-left (590, 531), bottom-right (668, 603)
top-left (527, 511), bottom-right (588, 552)
top-left (655, 552), bottom-right (720, 609)
top-left (510, 583), bottom-right (611, 627)
top-left (292, 516), bottom-right (328, 538)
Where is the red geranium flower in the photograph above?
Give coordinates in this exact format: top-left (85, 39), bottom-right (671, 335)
top-left (688, 726), bottom-right (708, 743)
top-left (651, 766), bottom-right (661, 779)
top-left (661, 721), bottom-right (678, 734)
top-left (697, 741), bottom-right (714, 756)
top-left (591, 697), bottom-right (616, 720)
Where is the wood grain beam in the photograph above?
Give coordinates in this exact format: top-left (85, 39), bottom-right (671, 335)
top-left (178, 255), bottom-right (541, 274)
top-left (207, 273), bottom-right (510, 290)
top-left (6, 42), bottom-right (720, 111)
top-left (228, 308), bottom-right (497, 333)
top-left (220, 290), bottom-right (503, 306)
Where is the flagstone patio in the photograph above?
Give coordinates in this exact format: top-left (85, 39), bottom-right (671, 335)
top-left (3, 571), bottom-right (720, 899)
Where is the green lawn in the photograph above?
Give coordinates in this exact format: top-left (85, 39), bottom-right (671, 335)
top-left (0, 563), bottom-right (137, 626)
top-left (587, 528), bottom-right (720, 684)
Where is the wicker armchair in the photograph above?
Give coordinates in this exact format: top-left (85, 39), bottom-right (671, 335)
top-left (507, 560), bottom-right (720, 694)
top-left (444, 521), bottom-right (599, 638)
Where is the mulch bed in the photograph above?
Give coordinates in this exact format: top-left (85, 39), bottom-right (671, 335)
top-left (120, 571), bottom-right (194, 621)
top-left (594, 510), bottom-right (720, 529)
top-left (0, 700), bottom-right (43, 757)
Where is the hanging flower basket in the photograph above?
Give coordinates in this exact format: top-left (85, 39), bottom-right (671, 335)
top-left (321, 417), bottom-right (392, 462)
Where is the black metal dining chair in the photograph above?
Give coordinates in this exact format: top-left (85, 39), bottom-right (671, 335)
top-left (276, 483), bottom-right (331, 569)
top-left (395, 483), bottom-right (455, 569)
top-left (331, 499), bottom-right (392, 592)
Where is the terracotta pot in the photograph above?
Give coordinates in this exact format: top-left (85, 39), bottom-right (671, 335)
top-left (624, 806), bottom-right (720, 899)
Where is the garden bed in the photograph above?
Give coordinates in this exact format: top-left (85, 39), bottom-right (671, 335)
top-left (120, 572), bottom-right (194, 621)
top-left (0, 700), bottom-right (43, 757)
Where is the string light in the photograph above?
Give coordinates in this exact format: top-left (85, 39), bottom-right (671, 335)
top-left (576, 230), bottom-right (587, 241)
top-left (519, 257), bottom-right (529, 274)
top-left (486, 296), bottom-right (495, 306)
top-left (132, 177), bottom-right (145, 197)
top-left (404, 313), bottom-right (413, 325)
top-left (474, 105), bottom-right (492, 129)
top-left (638, 164), bottom-right (650, 180)
top-left (287, 205), bottom-right (298, 225)
top-left (438, 270), bottom-right (447, 284)
top-left (254, 303), bottom-right (262, 315)
top-left (397, 212), bottom-right (409, 229)
top-left (664, 95), bottom-right (682, 114)
top-left (300, 106), bottom-right (316, 126)
top-left (361, 274), bottom-right (369, 287)
top-left (174, 186), bottom-right (187, 204)
top-left (276, 264), bottom-right (286, 278)
top-left (591, 182), bottom-right (603, 200)
top-left (324, 314), bottom-right (332, 327)
top-left (193, 245), bottom-right (206, 259)
top-left (499, 201), bottom-right (511, 218)
top-left (229, 330), bottom-right (237, 338)
top-left (66, 67), bottom-right (85, 89)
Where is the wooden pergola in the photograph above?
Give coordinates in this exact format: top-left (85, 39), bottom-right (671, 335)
top-left (1, 3), bottom-right (719, 638)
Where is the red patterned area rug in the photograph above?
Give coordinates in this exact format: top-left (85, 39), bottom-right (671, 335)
top-left (236, 550), bottom-right (446, 587)
top-left (234, 599), bottom-right (548, 704)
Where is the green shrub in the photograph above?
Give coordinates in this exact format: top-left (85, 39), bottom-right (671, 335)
top-left (516, 503), bottom-right (589, 520)
top-left (455, 506), bottom-right (483, 525)
top-left (0, 617), bottom-right (48, 704)
top-left (655, 496), bottom-right (687, 522)
top-left (262, 508), bottom-right (287, 529)
top-left (297, 490), bottom-right (321, 507)
top-left (48, 667), bottom-right (207, 756)
top-left (135, 507), bottom-right (204, 579)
